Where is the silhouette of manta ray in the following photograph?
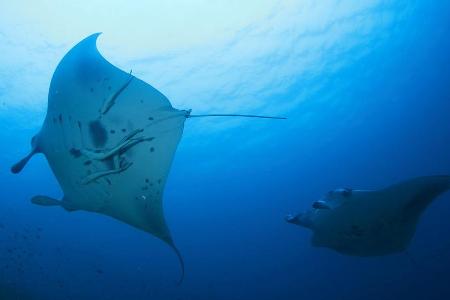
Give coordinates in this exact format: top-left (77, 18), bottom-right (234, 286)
top-left (286, 176), bottom-right (450, 256)
top-left (11, 33), bottom-right (285, 284)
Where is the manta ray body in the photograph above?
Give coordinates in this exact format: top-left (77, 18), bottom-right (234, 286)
top-left (11, 33), bottom-right (284, 283)
top-left (286, 176), bottom-right (450, 256)
top-left (12, 33), bottom-right (188, 282)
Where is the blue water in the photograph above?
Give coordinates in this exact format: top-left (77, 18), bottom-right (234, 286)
top-left (1, 1), bottom-right (450, 299)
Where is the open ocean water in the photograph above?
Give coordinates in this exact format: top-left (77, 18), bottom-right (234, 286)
top-left (1, 1), bottom-right (450, 299)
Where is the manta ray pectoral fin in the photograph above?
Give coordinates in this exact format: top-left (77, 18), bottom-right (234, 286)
top-left (406, 176), bottom-right (450, 214)
top-left (383, 176), bottom-right (450, 216)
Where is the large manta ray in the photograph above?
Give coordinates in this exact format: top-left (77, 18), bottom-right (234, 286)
top-left (11, 33), bottom-right (284, 284)
top-left (286, 176), bottom-right (450, 256)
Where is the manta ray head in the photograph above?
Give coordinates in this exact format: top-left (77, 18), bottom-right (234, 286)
top-left (312, 188), bottom-right (353, 210)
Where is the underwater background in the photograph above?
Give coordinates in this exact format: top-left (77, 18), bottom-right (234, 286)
top-left (1, 1), bottom-right (450, 299)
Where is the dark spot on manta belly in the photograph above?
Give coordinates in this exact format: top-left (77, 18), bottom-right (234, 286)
top-left (70, 148), bottom-right (82, 158)
top-left (89, 120), bottom-right (108, 148)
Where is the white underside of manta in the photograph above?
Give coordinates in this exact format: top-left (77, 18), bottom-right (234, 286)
top-left (12, 33), bottom-right (188, 283)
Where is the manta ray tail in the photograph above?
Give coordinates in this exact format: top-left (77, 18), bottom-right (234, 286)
top-left (171, 244), bottom-right (185, 286)
top-left (187, 113), bottom-right (287, 120)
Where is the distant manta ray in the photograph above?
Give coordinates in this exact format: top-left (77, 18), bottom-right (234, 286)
top-left (286, 176), bottom-right (450, 256)
top-left (11, 33), bottom-right (285, 284)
